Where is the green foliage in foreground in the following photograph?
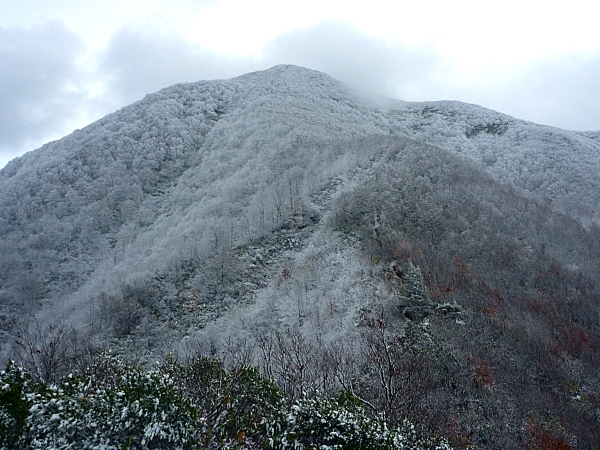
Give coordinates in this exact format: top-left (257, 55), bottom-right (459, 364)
top-left (0, 354), bottom-right (452, 450)
top-left (265, 392), bottom-right (451, 450)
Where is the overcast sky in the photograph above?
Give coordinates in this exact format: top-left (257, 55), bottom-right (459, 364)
top-left (2, 0), bottom-right (599, 169)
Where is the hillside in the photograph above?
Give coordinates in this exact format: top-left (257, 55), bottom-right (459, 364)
top-left (1, 65), bottom-right (599, 448)
top-left (387, 100), bottom-right (600, 221)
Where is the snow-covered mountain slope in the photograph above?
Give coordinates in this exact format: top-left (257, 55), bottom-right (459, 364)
top-left (0, 66), bottom-right (394, 350)
top-left (3, 66), bottom-right (600, 448)
top-left (1, 64), bottom-right (599, 345)
top-left (387, 100), bottom-right (600, 218)
top-left (0, 66), bottom-right (381, 296)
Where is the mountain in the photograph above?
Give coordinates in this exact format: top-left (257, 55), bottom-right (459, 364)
top-left (1, 65), bottom-right (599, 448)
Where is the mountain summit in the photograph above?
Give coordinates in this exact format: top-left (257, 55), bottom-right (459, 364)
top-left (1, 65), bottom-right (599, 448)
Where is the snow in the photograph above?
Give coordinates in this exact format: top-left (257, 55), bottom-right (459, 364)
top-left (1, 64), bottom-right (599, 363)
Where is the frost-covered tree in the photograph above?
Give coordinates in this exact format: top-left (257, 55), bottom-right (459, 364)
top-left (1, 352), bottom-right (453, 450)
top-left (24, 355), bottom-right (198, 450)
top-left (265, 392), bottom-right (452, 450)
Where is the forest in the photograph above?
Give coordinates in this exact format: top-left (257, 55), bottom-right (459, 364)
top-left (1, 65), bottom-right (599, 449)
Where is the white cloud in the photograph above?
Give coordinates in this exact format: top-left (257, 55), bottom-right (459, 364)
top-left (2, 8), bottom-right (600, 169)
top-left (93, 22), bottom-right (438, 109)
top-left (416, 51), bottom-right (600, 131)
top-left (97, 28), bottom-right (261, 105)
top-left (260, 22), bottom-right (438, 99)
top-left (0, 21), bottom-right (89, 165)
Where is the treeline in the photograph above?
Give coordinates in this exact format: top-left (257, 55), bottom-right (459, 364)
top-left (1, 344), bottom-right (452, 450)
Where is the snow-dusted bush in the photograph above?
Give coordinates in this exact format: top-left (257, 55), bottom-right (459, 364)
top-left (1, 352), bottom-right (455, 449)
top-left (210, 365), bottom-right (285, 446)
top-left (184, 359), bottom-right (285, 449)
top-left (0, 362), bottom-right (39, 449)
top-left (264, 392), bottom-right (451, 450)
top-left (24, 354), bottom-right (198, 449)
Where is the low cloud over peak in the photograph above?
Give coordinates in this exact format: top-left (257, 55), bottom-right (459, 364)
top-left (1, 18), bottom-right (599, 169)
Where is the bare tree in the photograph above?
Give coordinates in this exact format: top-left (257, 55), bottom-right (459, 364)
top-left (252, 327), bottom-right (338, 400)
top-left (8, 318), bottom-right (81, 383)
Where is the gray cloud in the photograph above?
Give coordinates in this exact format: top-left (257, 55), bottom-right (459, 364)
top-left (98, 22), bottom-right (439, 108)
top-left (260, 22), bottom-right (600, 132)
top-left (2, 20), bottom-right (599, 169)
top-left (261, 22), bottom-right (438, 100)
top-left (99, 28), bottom-right (261, 105)
top-left (0, 21), bottom-right (86, 164)
top-left (503, 54), bottom-right (600, 131)
top-left (399, 53), bottom-right (600, 132)
top-left (0, 24), bottom-right (259, 168)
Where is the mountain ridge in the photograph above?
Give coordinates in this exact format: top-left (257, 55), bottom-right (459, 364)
top-left (1, 65), bottom-right (599, 448)
top-left (1, 63), bottom-right (599, 321)
top-left (2, 63), bottom-right (600, 340)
